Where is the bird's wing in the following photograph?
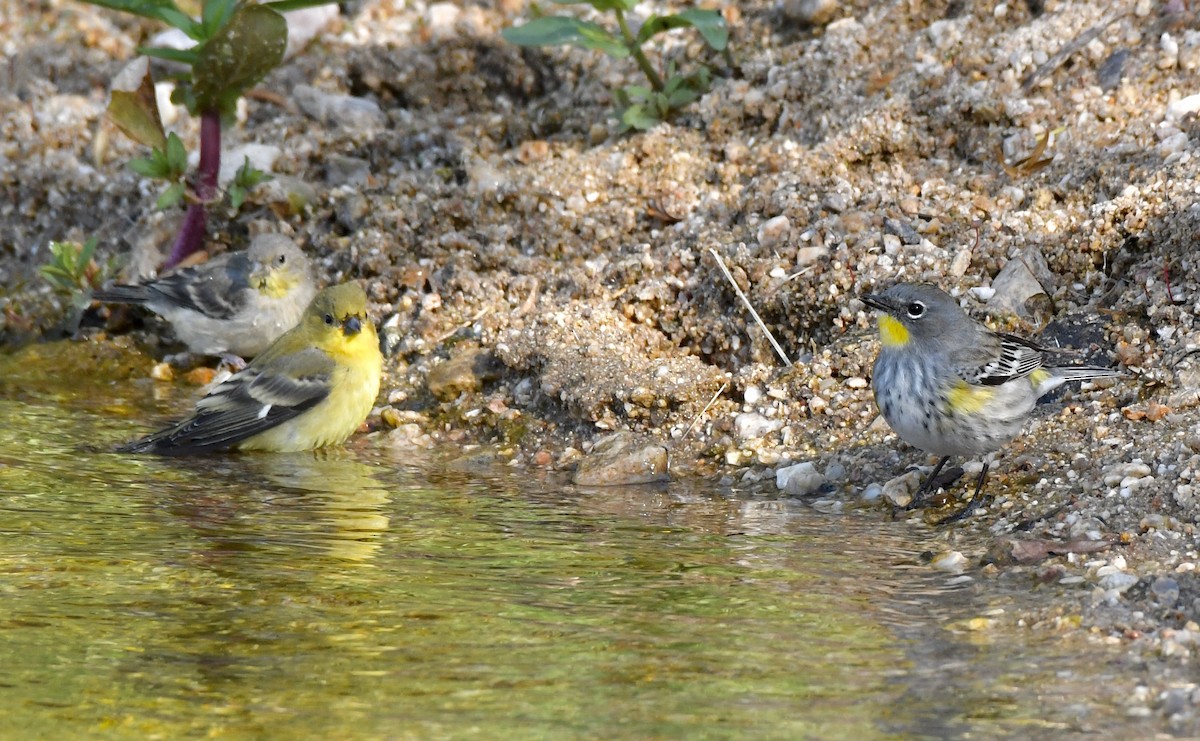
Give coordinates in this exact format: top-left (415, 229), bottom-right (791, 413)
top-left (951, 332), bottom-right (1046, 386)
top-left (146, 253), bottom-right (255, 319)
top-left (124, 348), bottom-right (335, 454)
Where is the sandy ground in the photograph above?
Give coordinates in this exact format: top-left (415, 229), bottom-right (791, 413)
top-left (6, 0), bottom-right (1200, 728)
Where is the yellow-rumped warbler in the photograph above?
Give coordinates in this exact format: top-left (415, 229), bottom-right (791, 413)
top-left (93, 233), bottom-right (316, 359)
top-left (861, 282), bottom-right (1123, 522)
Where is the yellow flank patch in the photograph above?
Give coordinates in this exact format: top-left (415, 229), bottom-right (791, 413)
top-left (878, 315), bottom-right (910, 347)
top-left (947, 380), bottom-right (994, 414)
top-left (1029, 368), bottom-right (1050, 387)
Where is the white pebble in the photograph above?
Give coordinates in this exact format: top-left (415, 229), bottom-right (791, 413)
top-left (735, 412), bottom-right (781, 441)
top-left (1165, 93), bottom-right (1200, 123)
top-left (932, 551), bottom-right (967, 574)
top-left (968, 286), bottom-right (995, 302)
top-left (775, 462), bottom-right (828, 496)
top-left (757, 215), bottom-right (792, 249)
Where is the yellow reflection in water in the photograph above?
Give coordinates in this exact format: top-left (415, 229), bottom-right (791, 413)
top-left (243, 451), bottom-right (392, 562)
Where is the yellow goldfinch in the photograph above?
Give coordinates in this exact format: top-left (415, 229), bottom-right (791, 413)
top-left (122, 282), bottom-right (383, 455)
top-left (93, 233), bottom-right (316, 358)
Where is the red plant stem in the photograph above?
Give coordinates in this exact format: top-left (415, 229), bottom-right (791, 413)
top-left (163, 110), bottom-right (221, 269)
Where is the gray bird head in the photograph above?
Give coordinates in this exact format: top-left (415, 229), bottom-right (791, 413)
top-left (860, 283), bottom-right (965, 349)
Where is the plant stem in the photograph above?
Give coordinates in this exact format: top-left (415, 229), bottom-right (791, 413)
top-left (196, 110), bottom-right (221, 201)
top-left (163, 110), bottom-right (221, 269)
top-left (615, 8), bottom-right (663, 92)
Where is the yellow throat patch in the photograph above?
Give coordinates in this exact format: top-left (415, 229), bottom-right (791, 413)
top-left (256, 269), bottom-right (298, 299)
top-left (878, 315), bottom-right (910, 347)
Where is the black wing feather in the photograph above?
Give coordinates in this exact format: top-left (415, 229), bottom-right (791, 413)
top-left (123, 349), bottom-right (334, 455)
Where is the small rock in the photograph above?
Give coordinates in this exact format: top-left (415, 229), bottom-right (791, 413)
top-left (883, 217), bottom-right (921, 245)
top-left (284, 5), bottom-right (339, 58)
top-left (743, 385), bottom-right (763, 405)
top-left (1103, 461), bottom-right (1152, 487)
top-left (775, 461), bottom-right (828, 496)
top-left (1097, 571), bottom-right (1139, 593)
top-left (293, 84), bottom-right (386, 129)
top-left (573, 433), bottom-right (670, 486)
top-left (150, 362), bottom-right (174, 381)
top-left (324, 154), bottom-right (372, 187)
top-left (989, 246), bottom-right (1055, 319)
top-left (1159, 130), bottom-right (1189, 154)
top-left (949, 247), bottom-right (972, 277)
top-left (932, 551), bottom-right (967, 573)
top-left (782, 0), bottom-right (839, 26)
top-left (822, 192), bottom-right (849, 213)
top-left (427, 348), bottom-right (503, 401)
top-left (1152, 576), bottom-right (1181, 607)
top-left (1159, 32), bottom-right (1179, 69)
top-left (968, 286), bottom-right (995, 302)
top-left (426, 2), bottom-right (461, 37)
top-left (1166, 93), bottom-right (1200, 123)
top-left (735, 412), bottom-right (782, 441)
top-left (1097, 49), bottom-right (1128, 90)
top-left (796, 245), bottom-right (830, 266)
top-left (757, 215), bottom-right (791, 249)
top-left (882, 470), bottom-right (922, 507)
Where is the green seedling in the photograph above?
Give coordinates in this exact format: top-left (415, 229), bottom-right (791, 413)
top-left (502, 0), bottom-right (729, 131)
top-left (228, 155), bottom-right (273, 210)
top-left (40, 237), bottom-right (119, 326)
top-left (86, 0), bottom-right (332, 267)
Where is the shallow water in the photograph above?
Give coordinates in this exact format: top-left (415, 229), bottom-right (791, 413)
top-left (0, 344), bottom-right (1155, 739)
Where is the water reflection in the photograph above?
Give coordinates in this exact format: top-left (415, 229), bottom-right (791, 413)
top-left (241, 452), bottom-right (392, 563)
top-left (0, 365), bottom-right (1167, 739)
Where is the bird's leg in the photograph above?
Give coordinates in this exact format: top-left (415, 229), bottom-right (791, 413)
top-left (905, 455), bottom-right (951, 509)
top-left (937, 461), bottom-right (991, 525)
top-left (217, 353), bottom-right (248, 373)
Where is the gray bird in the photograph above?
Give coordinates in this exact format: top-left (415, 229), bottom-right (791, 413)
top-left (861, 282), bottom-right (1124, 522)
top-left (94, 233), bottom-right (316, 358)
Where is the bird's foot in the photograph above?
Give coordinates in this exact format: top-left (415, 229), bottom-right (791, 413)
top-left (217, 353), bottom-right (248, 373)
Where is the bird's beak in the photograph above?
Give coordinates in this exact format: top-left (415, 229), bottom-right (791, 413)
top-left (342, 315), bottom-right (363, 337)
top-left (860, 294), bottom-right (891, 312)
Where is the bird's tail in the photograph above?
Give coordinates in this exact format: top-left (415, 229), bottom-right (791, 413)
top-left (1034, 365), bottom-right (1127, 396)
top-left (92, 284), bottom-right (151, 305)
top-left (1049, 366), bottom-right (1126, 382)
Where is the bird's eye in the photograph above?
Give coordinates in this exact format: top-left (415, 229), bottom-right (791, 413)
top-left (323, 313), bottom-right (334, 326)
top-left (277, 254), bottom-right (286, 265)
top-left (906, 301), bottom-right (926, 319)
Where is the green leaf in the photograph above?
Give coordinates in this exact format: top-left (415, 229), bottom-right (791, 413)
top-left (233, 156), bottom-right (272, 187)
top-left (200, 0), bottom-right (239, 37)
top-left (164, 132), bottom-right (188, 176)
top-left (228, 184), bottom-right (246, 210)
top-left (502, 17), bottom-right (628, 58)
top-left (156, 182), bottom-right (187, 209)
top-left (137, 45), bottom-right (201, 66)
top-left (129, 152), bottom-right (168, 178)
top-left (552, 0), bottom-right (639, 10)
top-left (665, 84), bottom-right (700, 108)
top-left (637, 9), bottom-right (727, 50)
top-left (620, 103), bottom-right (663, 131)
top-left (192, 4), bottom-right (288, 115)
top-left (262, 0), bottom-right (339, 11)
top-left (76, 238), bottom-right (98, 274)
top-left (80, 0), bottom-right (201, 36)
top-left (621, 84), bottom-right (653, 103)
top-left (106, 67), bottom-right (166, 149)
